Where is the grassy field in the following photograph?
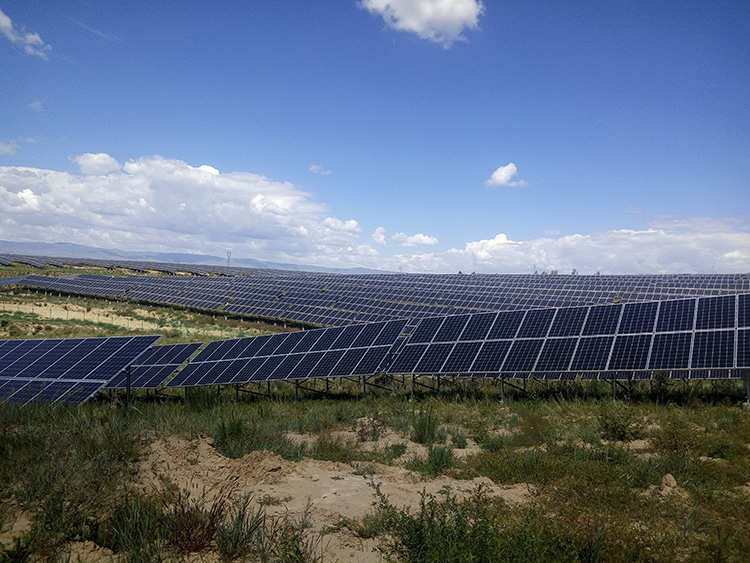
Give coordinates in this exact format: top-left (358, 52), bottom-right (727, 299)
top-left (1, 387), bottom-right (750, 562)
top-left (2, 265), bottom-right (750, 561)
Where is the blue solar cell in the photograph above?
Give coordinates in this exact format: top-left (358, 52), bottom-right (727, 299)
top-left (517, 309), bottom-right (555, 338)
top-left (737, 329), bottom-right (749, 368)
top-left (582, 306), bottom-right (621, 336)
top-left (310, 327), bottom-right (347, 351)
top-left (656, 299), bottom-right (696, 332)
top-left (308, 349), bottom-right (346, 378)
top-left (649, 332), bottom-right (692, 370)
top-left (389, 344), bottom-right (429, 374)
top-left (503, 339), bottom-right (544, 372)
top-left (285, 352), bottom-right (325, 380)
top-left (415, 343), bottom-right (454, 373)
top-left (618, 302), bottom-right (658, 334)
top-left (691, 331), bottom-right (734, 369)
top-left (459, 312), bottom-right (497, 341)
top-left (373, 319), bottom-right (408, 346)
top-left (696, 296), bottom-right (736, 330)
top-left (441, 341), bottom-right (483, 373)
top-left (571, 336), bottom-right (614, 371)
top-left (256, 333), bottom-right (290, 356)
top-left (487, 311), bottom-right (525, 339)
top-left (433, 315), bottom-right (470, 342)
top-left (353, 346), bottom-right (391, 375)
top-left (547, 307), bottom-right (587, 337)
top-left (330, 349), bottom-right (366, 377)
top-left (231, 356), bottom-right (272, 383)
top-left (253, 355), bottom-right (285, 381)
top-left (270, 331), bottom-right (308, 355)
top-left (534, 338), bottom-right (577, 372)
top-left (471, 340), bottom-right (512, 372)
top-left (739, 295), bottom-right (750, 328)
top-left (410, 317), bottom-right (446, 344)
top-left (351, 322), bottom-right (387, 348)
top-left (608, 334), bottom-right (652, 370)
top-left (330, 324), bottom-right (366, 349)
top-left (266, 354), bottom-right (306, 380)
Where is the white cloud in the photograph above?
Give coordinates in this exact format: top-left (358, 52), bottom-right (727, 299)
top-left (309, 164), bottom-right (331, 176)
top-left (0, 140), bottom-right (19, 155)
top-left (1, 155), bottom-right (748, 275)
top-left (383, 219), bottom-right (750, 274)
top-left (28, 100), bottom-right (43, 112)
top-left (0, 155), bottom-right (378, 269)
top-left (372, 226), bottom-right (387, 246)
top-left (393, 232), bottom-right (440, 247)
top-left (73, 153), bottom-right (122, 175)
top-left (361, 0), bottom-right (484, 48)
top-left (485, 162), bottom-right (528, 187)
top-left (0, 8), bottom-right (51, 59)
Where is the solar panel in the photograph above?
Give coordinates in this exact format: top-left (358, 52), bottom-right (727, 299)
top-left (649, 332), bottom-right (692, 370)
top-left (535, 338), bottom-right (578, 372)
top-left (108, 343), bottom-right (202, 389)
top-left (166, 319), bottom-right (408, 388)
top-left (0, 335), bottom-right (161, 406)
top-left (608, 334), bottom-right (652, 371)
top-left (656, 299), bottom-right (696, 332)
top-left (547, 307), bottom-right (587, 337)
top-left (691, 330), bottom-right (734, 369)
top-left (695, 295), bottom-right (735, 330)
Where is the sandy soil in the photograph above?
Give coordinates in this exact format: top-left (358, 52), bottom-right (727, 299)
top-left (0, 300), bottom-right (240, 339)
top-left (134, 434), bottom-right (535, 563)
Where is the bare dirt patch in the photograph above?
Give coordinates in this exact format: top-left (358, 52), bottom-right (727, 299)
top-left (135, 435), bottom-right (535, 563)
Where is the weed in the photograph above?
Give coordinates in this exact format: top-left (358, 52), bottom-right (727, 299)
top-left (215, 495), bottom-right (265, 562)
top-left (411, 406), bottom-right (440, 445)
top-left (598, 401), bottom-right (644, 441)
top-left (162, 486), bottom-right (227, 554)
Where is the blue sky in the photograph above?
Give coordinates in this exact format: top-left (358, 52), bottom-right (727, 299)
top-left (1, 0), bottom-right (749, 273)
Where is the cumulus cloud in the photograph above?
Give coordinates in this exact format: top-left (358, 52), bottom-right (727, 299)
top-left (393, 232), bottom-right (440, 247)
top-left (309, 164), bottom-right (331, 176)
top-left (372, 226), bottom-right (387, 246)
top-left (0, 8), bottom-right (52, 59)
top-left (486, 162), bottom-right (528, 187)
top-left (73, 153), bottom-right (122, 175)
top-left (0, 155), bottom-right (378, 269)
top-left (361, 0), bottom-right (484, 48)
top-left (383, 219), bottom-right (750, 274)
top-left (0, 140), bottom-right (19, 155)
top-left (1, 155), bottom-right (747, 275)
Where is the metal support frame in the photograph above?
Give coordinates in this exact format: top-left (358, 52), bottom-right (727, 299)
top-left (362, 372), bottom-right (396, 397)
top-left (292, 378), bottom-right (331, 399)
top-left (234, 381), bottom-right (272, 399)
top-left (125, 365), bottom-right (132, 411)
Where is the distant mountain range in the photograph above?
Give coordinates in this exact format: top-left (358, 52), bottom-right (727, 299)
top-left (0, 240), bottom-right (387, 274)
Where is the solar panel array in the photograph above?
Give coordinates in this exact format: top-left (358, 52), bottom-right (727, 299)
top-left (166, 319), bottom-right (408, 387)
top-left (0, 335), bottom-right (161, 406)
top-left (2, 255), bottom-right (750, 402)
top-left (9, 270), bottom-right (750, 328)
top-left (389, 294), bottom-right (750, 379)
top-left (107, 342), bottom-right (202, 389)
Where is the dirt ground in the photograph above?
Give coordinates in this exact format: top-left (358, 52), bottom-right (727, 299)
top-left (0, 428), bottom-right (535, 562)
top-left (134, 432), bottom-right (535, 563)
top-left (0, 300), bottom-right (241, 340)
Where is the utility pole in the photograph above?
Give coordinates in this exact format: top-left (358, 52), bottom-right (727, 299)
top-left (226, 250), bottom-right (231, 267)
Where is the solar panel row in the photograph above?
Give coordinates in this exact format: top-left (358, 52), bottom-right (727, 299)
top-left (10, 270), bottom-right (750, 328)
top-left (0, 335), bottom-right (161, 406)
top-left (166, 319), bottom-right (408, 388)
